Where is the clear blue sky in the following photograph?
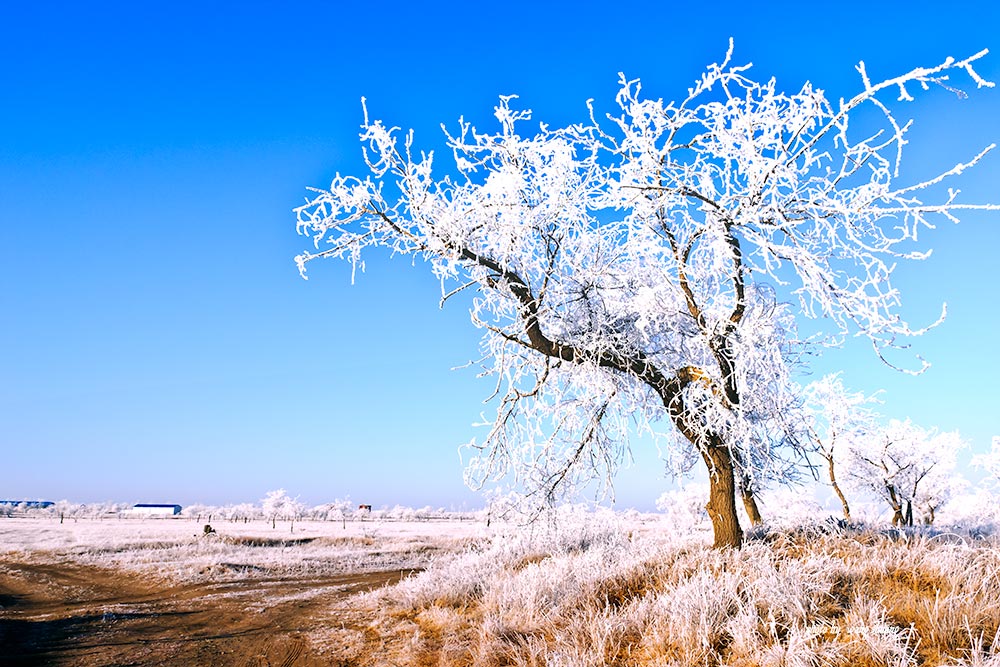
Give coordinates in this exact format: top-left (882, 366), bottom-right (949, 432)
top-left (2, 1), bottom-right (997, 511)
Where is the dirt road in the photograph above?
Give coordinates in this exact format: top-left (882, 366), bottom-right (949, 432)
top-left (0, 559), bottom-right (412, 666)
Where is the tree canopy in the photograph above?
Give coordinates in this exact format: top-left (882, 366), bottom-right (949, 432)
top-left (296, 44), bottom-right (995, 547)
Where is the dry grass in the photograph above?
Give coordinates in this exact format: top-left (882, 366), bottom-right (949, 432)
top-left (339, 522), bottom-right (1000, 666)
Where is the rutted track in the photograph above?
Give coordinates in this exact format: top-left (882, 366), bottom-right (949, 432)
top-left (0, 559), bottom-right (415, 666)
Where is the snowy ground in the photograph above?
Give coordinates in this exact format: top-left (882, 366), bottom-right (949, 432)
top-left (0, 515), bottom-right (489, 550)
top-left (0, 515), bottom-right (493, 583)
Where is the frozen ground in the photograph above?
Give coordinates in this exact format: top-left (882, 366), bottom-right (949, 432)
top-left (0, 515), bottom-right (494, 666)
top-left (0, 515), bottom-right (491, 582)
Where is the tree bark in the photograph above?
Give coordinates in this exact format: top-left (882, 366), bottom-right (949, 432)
top-left (739, 474), bottom-right (763, 526)
top-left (825, 454), bottom-right (851, 522)
top-left (741, 488), bottom-right (763, 526)
top-left (887, 485), bottom-right (905, 526)
top-left (702, 446), bottom-right (743, 549)
top-left (662, 381), bottom-right (744, 549)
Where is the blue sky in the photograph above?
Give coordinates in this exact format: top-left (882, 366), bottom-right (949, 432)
top-left (1, 2), bottom-right (997, 511)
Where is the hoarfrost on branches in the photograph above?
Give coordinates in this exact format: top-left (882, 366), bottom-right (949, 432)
top-left (844, 419), bottom-right (968, 526)
top-left (296, 43), bottom-right (995, 547)
top-left (261, 489), bottom-right (304, 526)
top-left (972, 436), bottom-right (1000, 489)
top-left (803, 373), bottom-right (882, 521)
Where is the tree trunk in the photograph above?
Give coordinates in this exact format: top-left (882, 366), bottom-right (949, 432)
top-left (826, 454), bottom-right (851, 522)
top-left (887, 485), bottom-right (905, 526)
top-left (739, 475), bottom-right (763, 526)
top-left (702, 446), bottom-right (743, 549)
top-left (662, 380), bottom-right (743, 549)
top-left (741, 488), bottom-right (762, 526)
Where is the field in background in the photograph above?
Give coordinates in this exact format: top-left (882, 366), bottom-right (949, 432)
top-left (2, 512), bottom-right (1000, 666)
top-left (0, 514), bottom-right (486, 581)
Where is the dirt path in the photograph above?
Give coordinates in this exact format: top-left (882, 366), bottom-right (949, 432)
top-left (0, 560), bottom-right (412, 666)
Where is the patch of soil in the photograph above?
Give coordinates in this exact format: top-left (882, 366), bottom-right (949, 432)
top-left (0, 559), bottom-right (415, 666)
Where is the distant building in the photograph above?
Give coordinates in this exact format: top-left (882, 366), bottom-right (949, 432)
top-left (127, 504), bottom-right (182, 516)
top-left (0, 500), bottom-right (54, 509)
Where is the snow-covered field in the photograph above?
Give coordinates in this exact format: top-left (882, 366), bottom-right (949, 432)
top-left (0, 514), bottom-right (489, 549)
top-left (0, 514), bottom-right (491, 582)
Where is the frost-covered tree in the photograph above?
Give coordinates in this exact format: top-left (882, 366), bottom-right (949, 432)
top-left (309, 498), bottom-right (354, 526)
top-left (845, 419), bottom-right (967, 526)
top-left (296, 45), bottom-right (995, 548)
top-left (181, 503), bottom-right (213, 520)
top-left (803, 374), bottom-right (880, 521)
top-left (261, 489), bottom-right (303, 529)
top-left (226, 502), bottom-right (259, 522)
top-left (52, 499), bottom-right (76, 523)
top-left (972, 436), bottom-right (1000, 489)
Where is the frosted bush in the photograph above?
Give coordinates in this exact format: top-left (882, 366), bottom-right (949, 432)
top-left (389, 504), bottom-right (635, 611)
top-left (937, 489), bottom-right (1000, 534)
top-left (756, 487), bottom-right (828, 529)
top-left (655, 483), bottom-right (711, 535)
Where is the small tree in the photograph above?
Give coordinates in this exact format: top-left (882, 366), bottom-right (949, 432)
top-left (845, 419), bottom-right (967, 526)
top-left (296, 45), bottom-right (995, 548)
top-left (181, 503), bottom-right (212, 521)
top-left (803, 373), bottom-right (880, 522)
top-left (262, 488), bottom-right (301, 529)
top-left (52, 500), bottom-right (75, 524)
top-left (226, 502), bottom-right (259, 523)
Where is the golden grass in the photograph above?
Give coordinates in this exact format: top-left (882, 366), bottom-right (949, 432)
top-left (335, 527), bottom-right (1000, 666)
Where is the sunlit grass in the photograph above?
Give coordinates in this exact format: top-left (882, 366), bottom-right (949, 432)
top-left (345, 519), bottom-right (1000, 666)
